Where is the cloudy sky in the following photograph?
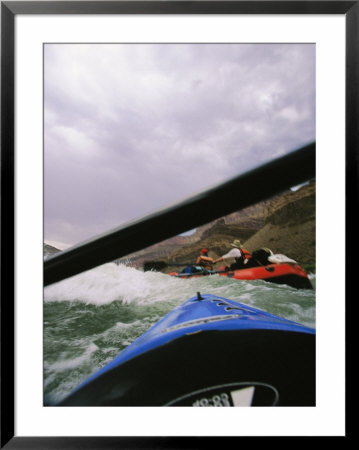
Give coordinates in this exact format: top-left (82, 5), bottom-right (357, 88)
top-left (44, 43), bottom-right (315, 249)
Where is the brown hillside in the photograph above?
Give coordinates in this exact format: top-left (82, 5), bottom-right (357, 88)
top-left (243, 192), bottom-right (315, 265)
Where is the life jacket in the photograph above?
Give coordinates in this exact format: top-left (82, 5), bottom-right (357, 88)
top-left (235, 247), bottom-right (251, 263)
top-left (197, 255), bottom-right (213, 270)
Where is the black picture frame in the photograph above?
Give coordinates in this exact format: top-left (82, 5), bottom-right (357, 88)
top-left (1, 1), bottom-right (355, 447)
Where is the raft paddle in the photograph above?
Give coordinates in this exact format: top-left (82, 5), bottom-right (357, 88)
top-left (143, 260), bottom-right (193, 272)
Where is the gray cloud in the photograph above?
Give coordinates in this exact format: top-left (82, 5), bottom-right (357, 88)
top-left (44, 43), bottom-right (315, 246)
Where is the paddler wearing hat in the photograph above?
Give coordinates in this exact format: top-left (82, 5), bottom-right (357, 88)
top-left (213, 239), bottom-right (252, 270)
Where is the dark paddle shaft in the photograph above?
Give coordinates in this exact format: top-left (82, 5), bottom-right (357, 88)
top-left (143, 261), bottom-right (194, 272)
top-left (44, 142), bottom-right (315, 286)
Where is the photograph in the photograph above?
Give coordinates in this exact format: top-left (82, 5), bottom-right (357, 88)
top-left (1, 0), bottom-right (352, 445)
top-left (43, 42), bottom-right (316, 407)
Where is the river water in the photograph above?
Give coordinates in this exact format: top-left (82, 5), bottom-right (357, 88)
top-left (43, 262), bottom-right (315, 405)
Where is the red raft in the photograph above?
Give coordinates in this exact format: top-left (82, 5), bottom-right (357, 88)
top-left (168, 263), bottom-right (313, 290)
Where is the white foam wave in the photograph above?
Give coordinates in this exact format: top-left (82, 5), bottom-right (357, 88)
top-left (44, 262), bottom-right (188, 306)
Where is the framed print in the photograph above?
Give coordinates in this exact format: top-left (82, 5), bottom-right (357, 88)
top-left (1, 1), bottom-right (355, 447)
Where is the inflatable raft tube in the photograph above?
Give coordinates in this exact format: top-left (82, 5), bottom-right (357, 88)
top-left (169, 263), bottom-right (313, 290)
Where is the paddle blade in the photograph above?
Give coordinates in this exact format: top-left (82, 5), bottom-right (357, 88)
top-left (143, 261), bottom-right (168, 272)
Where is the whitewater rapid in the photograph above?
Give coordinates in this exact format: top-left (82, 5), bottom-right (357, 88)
top-left (43, 262), bottom-right (315, 405)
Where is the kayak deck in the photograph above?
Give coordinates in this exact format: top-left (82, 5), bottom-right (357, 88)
top-left (59, 294), bottom-right (315, 407)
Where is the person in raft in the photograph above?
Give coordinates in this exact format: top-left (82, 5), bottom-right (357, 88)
top-left (196, 248), bottom-right (214, 271)
top-left (213, 239), bottom-right (253, 270)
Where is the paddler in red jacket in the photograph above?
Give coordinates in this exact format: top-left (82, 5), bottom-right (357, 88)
top-left (213, 239), bottom-right (252, 270)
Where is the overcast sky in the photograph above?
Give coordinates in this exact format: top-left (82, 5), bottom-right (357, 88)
top-left (44, 43), bottom-right (315, 249)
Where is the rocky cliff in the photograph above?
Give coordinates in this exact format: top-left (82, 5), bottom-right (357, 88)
top-left (243, 183), bottom-right (315, 265)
